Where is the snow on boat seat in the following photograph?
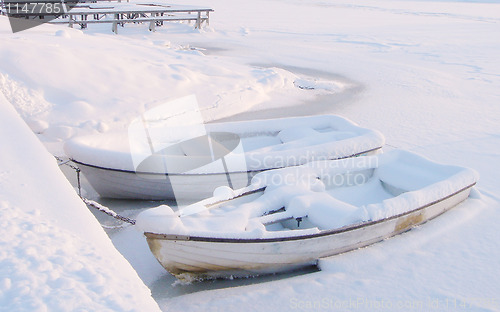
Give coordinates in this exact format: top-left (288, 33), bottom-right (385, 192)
top-left (240, 135), bottom-right (282, 151)
top-left (358, 150), bottom-right (479, 222)
top-left (376, 150), bottom-right (469, 196)
top-left (277, 126), bottom-right (319, 143)
top-left (271, 127), bottom-right (357, 152)
top-left (286, 192), bottom-right (359, 230)
top-left (179, 132), bottom-right (239, 157)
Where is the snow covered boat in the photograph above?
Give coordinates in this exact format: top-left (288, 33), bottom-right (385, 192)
top-left (64, 115), bottom-right (384, 201)
top-left (137, 150), bottom-right (479, 279)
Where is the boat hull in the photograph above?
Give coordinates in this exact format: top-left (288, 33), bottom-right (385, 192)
top-left (75, 161), bottom-right (255, 201)
top-left (75, 149), bottom-right (380, 201)
top-left (145, 184), bottom-right (473, 278)
top-left (66, 115), bottom-right (385, 200)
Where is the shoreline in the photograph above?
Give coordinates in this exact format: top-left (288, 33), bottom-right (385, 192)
top-left (215, 64), bottom-right (364, 122)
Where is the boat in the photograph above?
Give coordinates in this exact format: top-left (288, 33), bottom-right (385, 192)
top-left (137, 150), bottom-right (479, 280)
top-left (64, 115), bottom-right (384, 201)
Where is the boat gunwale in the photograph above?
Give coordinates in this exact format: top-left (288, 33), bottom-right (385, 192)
top-left (69, 146), bottom-right (382, 176)
top-left (144, 182), bottom-right (476, 243)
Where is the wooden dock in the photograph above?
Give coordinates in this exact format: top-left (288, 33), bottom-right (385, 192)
top-left (1, 1), bottom-right (213, 33)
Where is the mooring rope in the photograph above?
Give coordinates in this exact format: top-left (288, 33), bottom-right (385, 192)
top-left (81, 197), bottom-right (136, 225)
top-left (55, 156), bottom-right (137, 225)
top-left (55, 155), bottom-right (82, 196)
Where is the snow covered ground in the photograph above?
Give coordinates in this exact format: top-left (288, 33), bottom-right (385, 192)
top-left (0, 92), bottom-right (161, 310)
top-left (1, 0), bottom-right (500, 311)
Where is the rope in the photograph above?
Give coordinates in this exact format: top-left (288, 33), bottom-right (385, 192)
top-left (55, 155), bottom-right (82, 196)
top-left (54, 155), bottom-right (136, 225)
top-left (82, 197), bottom-right (136, 225)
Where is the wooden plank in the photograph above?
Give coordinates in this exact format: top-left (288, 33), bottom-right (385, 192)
top-left (41, 3), bottom-right (213, 33)
top-left (49, 15), bottom-right (206, 24)
top-left (2, 2), bottom-right (212, 18)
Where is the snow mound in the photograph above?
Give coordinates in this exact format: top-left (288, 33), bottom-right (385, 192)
top-left (0, 93), bottom-right (160, 311)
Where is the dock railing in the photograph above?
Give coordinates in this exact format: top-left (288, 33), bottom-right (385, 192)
top-left (1, 1), bottom-right (213, 33)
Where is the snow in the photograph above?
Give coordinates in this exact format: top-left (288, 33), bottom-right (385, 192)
top-left (1, 0), bottom-right (500, 310)
top-left (63, 114), bottom-right (384, 173)
top-left (0, 93), bottom-right (160, 311)
top-left (136, 150), bottom-right (478, 237)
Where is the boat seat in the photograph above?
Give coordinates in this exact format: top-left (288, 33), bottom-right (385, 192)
top-left (377, 155), bottom-right (450, 195)
top-left (277, 127), bottom-right (319, 143)
top-left (287, 192), bottom-right (359, 230)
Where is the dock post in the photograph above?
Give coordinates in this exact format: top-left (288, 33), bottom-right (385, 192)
top-left (196, 11), bottom-right (201, 29)
top-left (149, 20), bottom-right (156, 32)
top-left (112, 13), bottom-right (118, 34)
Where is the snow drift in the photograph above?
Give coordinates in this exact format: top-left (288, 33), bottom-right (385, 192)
top-left (0, 93), bottom-right (160, 311)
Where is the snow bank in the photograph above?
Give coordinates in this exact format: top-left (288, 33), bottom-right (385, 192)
top-left (0, 16), bottom-right (347, 157)
top-left (137, 150), bottom-right (478, 238)
top-left (0, 94), bottom-right (160, 311)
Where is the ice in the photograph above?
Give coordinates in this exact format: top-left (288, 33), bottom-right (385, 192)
top-left (1, 0), bottom-right (500, 310)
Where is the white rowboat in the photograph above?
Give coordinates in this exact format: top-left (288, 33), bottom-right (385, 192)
top-left (138, 150), bottom-right (479, 279)
top-left (64, 115), bottom-right (384, 201)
